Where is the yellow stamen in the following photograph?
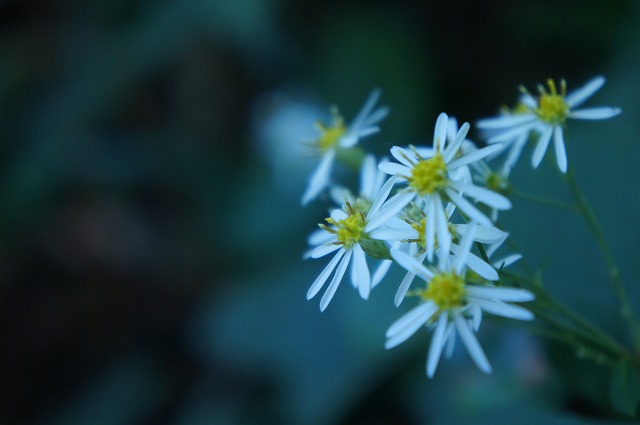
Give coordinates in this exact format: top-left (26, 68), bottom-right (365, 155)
top-left (315, 107), bottom-right (347, 152)
top-left (325, 200), bottom-right (366, 248)
top-left (419, 272), bottom-right (465, 310)
top-left (535, 78), bottom-right (569, 124)
top-left (409, 153), bottom-right (447, 196)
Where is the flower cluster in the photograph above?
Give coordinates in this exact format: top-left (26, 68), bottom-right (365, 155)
top-left (300, 79), bottom-right (619, 377)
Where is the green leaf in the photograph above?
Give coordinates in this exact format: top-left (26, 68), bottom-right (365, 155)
top-left (609, 359), bottom-right (640, 417)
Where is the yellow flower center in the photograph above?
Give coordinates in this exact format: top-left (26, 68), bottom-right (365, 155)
top-left (315, 108), bottom-right (347, 152)
top-left (323, 201), bottom-right (366, 248)
top-left (535, 79), bottom-right (569, 124)
top-left (420, 272), bottom-right (465, 310)
top-left (409, 153), bottom-right (447, 195)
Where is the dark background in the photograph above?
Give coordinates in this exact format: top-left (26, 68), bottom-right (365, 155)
top-left (1, 1), bottom-right (639, 424)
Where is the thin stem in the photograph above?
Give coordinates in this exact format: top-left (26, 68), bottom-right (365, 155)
top-left (564, 167), bottom-right (640, 351)
top-left (501, 270), bottom-right (628, 357)
top-left (511, 188), bottom-right (578, 212)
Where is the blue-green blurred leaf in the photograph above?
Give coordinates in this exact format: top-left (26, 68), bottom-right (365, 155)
top-left (609, 359), bottom-right (640, 417)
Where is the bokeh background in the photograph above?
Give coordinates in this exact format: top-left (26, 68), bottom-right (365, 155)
top-left (1, 0), bottom-right (640, 424)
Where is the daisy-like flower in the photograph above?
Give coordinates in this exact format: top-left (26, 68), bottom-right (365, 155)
top-left (379, 112), bottom-right (511, 261)
top-left (384, 224), bottom-right (535, 377)
top-left (306, 177), bottom-right (414, 311)
top-left (476, 76), bottom-right (621, 173)
top-left (301, 90), bottom-right (389, 205)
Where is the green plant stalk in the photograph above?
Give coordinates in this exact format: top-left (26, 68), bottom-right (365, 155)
top-left (511, 188), bottom-right (579, 212)
top-left (565, 167), bottom-right (640, 352)
top-left (501, 270), bottom-right (628, 358)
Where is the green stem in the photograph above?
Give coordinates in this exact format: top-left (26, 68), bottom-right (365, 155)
top-left (511, 188), bottom-right (578, 212)
top-left (501, 270), bottom-right (628, 358)
top-left (564, 167), bottom-right (640, 352)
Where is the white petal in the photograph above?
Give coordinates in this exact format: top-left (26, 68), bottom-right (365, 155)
top-left (553, 125), bottom-right (567, 173)
top-left (372, 259), bottom-right (392, 288)
top-left (434, 195), bottom-right (451, 255)
top-left (470, 298), bottom-right (534, 321)
top-left (465, 285), bottom-right (535, 302)
top-left (353, 244), bottom-right (371, 300)
top-left (448, 144), bottom-right (504, 170)
top-left (455, 223), bottom-right (507, 244)
top-left (425, 197), bottom-right (436, 261)
top-left (306, 248), bottom-right (345, 300)
top-left (446, 116), bottom-right (459, 141)
top-left (378, 162), bottom-right (411, 179)
top-left (452, 222), bottom-right (476, 274)
top-left (426, 313), bottom-right (449, 378)
top-left (476, 113), bottom-right (537, 129)
top-left (310, 243), bottom-right (341, 258)
top-left (390, 248), bottom-right (434, 281)
top-left (446, 189), bottom-right (492, 225)
top-left (330, 208), bottom-right (348, 222)
top-left (369, 227), bottom-right (415, 241)
top-left (488, 120), bottom-right (539, 144)
top-left (454, 315), bottom-right (491, 374)
top-left (565, 76), bottom-right (604, 108)
top-left (469, 304), bottom-right (483, 331)
top-left (531, 125), bottom-right (553, 169)
top-left (449, 181), bottom-right (511, 210)
top-left (453, 245), bottom-right (498, 281)
top-left (395, 272), bottom-right (416, 307)
top-left (343, 126), bottom-right (379, 146)
top-left (443, 321), bottom-right (457, 358)
top-left (361, 106), bottom-right (390, 128)
top-left (503, 133), bottom-right (529, 172)
top-left (367, 176), bottom-right (396, 218)
top-left (350, 89), bottom-right (383, 131)
top-left (390, 146), bottom-right (418, 168)
top-left (492, 254), bottom-right (522, 269)
top-left (443, 122), bottom-right (470, 163)
top-left (569, 106), bottom-right (622, 120)
top-left (519, 93), bottom-right (537, 109)
top-left (360, 154), bottom-right (377, 199)
top-left (308, 228), bottom-right (334, 246)
top-left (385, 302), bottom-right (439, 349)
top-left (413, 146), bottom-right (436, 159)
top-left (319, 249), bottom-right (353, 311)
top-left (366, 192), bottom-right (415, 231)
top-left (434, 113), bottom-right (448, 152)
top-left (390, 146), bottom-right (418, 165)
top-left (302, 149), bottom-right (336, 205)
top-left (339, 134), bottom-right (358, 148)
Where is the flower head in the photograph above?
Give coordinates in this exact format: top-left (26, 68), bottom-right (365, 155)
top-left (384, 224), bottom-right (534, 377)
top-left (477, 76), bottom-right (621, 173)
top-left (379, 113), bottom-right (511, 261)
top-left (305, 177), bottom-right (413, 311)
top-left (301, 90), bottom-right (389, 205)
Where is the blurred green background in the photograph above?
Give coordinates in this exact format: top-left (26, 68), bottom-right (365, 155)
top-left (1, 1), bottom-right (639, 424)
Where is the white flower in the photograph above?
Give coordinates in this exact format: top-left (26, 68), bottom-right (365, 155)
top-left (379, 112), bottom-right (511, 261)
top-left (476, 76), bottom-right (621, 173)
top-left (301, 90), bottom-right (389, 205)
top-left (306, 177), bottom-right (413, 311)
top-left (384, 224), bottom-right (535, 377)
